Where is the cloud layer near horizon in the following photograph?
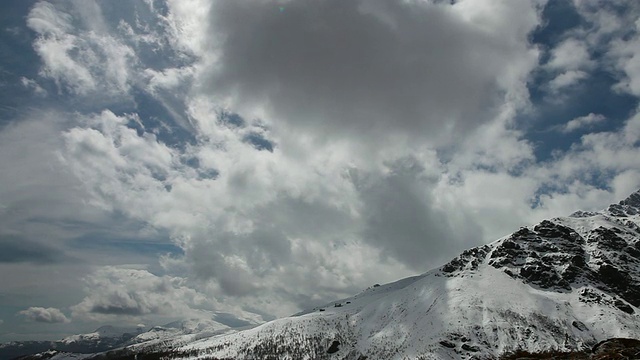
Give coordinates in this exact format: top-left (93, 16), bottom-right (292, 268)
top-left (1, 0), bottom-right (640, 339)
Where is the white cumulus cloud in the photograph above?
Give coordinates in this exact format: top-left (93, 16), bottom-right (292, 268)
top-left (18, 307), bottom-right (70, 323)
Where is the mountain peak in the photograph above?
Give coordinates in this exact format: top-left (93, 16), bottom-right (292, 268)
top-left (607, 188), bottom-right (640, 217)
top-left (620, 188), bottom-right (640, 207)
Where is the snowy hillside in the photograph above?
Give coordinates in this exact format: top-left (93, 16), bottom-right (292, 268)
top-left (170, 190), bottom-right (640, 359)
top-left (19, 190), bottom-right (640, 360)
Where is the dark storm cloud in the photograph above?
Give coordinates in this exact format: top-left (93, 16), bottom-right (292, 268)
top-left (206, 0), bottom-right (534, 143)
top-left (90, 303), bottom-right (147, 316)
top-left (0, 234), bottom-right (67, 264)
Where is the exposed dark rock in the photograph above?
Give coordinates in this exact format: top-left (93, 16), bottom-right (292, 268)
top-left (627, 246), bottom-right (640, 259)
top-left (589, 227), bottom-right (627, 249)
top-left (489, 241), bottom-right (524, 269)
top-left (608, 204), bottom-right (628, 217)
top-left (503, 269), bottom-right (516, 278)
top-left (571, 254), bottom-right (586, 267)
top-left (512, 227), bottom-right (536, 239)
top-left (569, 210), bottom-right (598, 218)
top-left (439, 340), bottom-right (456, 349)
top-left (327, 340), bottom-right (340, 354)
top-left (502, 240), bottom-right (521, 250)
top-left (619, 191), bottom-right (640, 208)
top-left (608, 191), bottom-right (640, 217)
top-left (519, 260), bottom-right (570, 290)
top-left (442, 246), bottom-right (490, 275)
top-left (572, 320), bottom-right (588, 332)
top-left (613, 299), bottom-right (634, 314)
top-left (592, 338), bottom-right (640, 357)
top-left (461, 343), bottom-right (480, 352)
top-left (534, 220), bottom-right (575, 241)
top-left (597, 263), bottom-right (640, 307)
top-left (579, 288), bottom-right (603, 304)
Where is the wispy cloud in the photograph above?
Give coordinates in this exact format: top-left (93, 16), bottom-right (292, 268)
top-left (553, 113), bottom-right (606, 133)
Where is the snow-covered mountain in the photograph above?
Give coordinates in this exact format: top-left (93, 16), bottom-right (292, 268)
top-left (0, 326), bottom-right (144, 360)
top-left (1, 319), bottom-right (232, 359)
top-left (17, 190), bottom-right (640, 359)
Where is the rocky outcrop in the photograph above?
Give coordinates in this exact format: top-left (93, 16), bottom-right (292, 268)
top-left (591, 338), bottom-right (640, 359)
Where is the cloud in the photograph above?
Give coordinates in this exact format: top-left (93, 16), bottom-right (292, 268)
top-left (201, 0), bottom-right (542, 146)
top-left (71, 267), bottom-right (208, 319)
top-left (26, 1), bottom-right (136, 97)
top-left (0, 113), bottom-right (117, 249)
top-left (556, 113), bottom-right (606, 133)
top-left (18, 307), bottom-right (70, 323)
top-left (19, 77), bottom-right (48, 97)
top-left (546, 38), bottom-right (592, 71)
top-left (547, 70), bottom-right (588, 93)
top-left (540, 1), bottom-right (640, 96)
top-left (356, 157), bottom-right (484, 268)
top-left (6, 0), bottom-right (640, 334)
top-left (610, 18), bottom-right (640, 96)
top-left (70, 266), bottom-right (261, 325)
top-left (0, 234), bottom-right (67, 264)
top-left (566, 0), bottom-right (640, 95)
top-left (27, 2), bottom-right (96, 95)
top-left (544, 38), bottom-right (593, 92)
top-left (49, 0), bottom-right (640, 321)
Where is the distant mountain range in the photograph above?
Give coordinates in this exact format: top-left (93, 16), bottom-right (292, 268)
top-left (9, 190), bottom-right (640, 359)
top-left (0, 319), bottom-right (232, 359)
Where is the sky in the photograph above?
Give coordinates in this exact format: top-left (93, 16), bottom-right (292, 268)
top-left (0, 0), bottom-right (640, 342)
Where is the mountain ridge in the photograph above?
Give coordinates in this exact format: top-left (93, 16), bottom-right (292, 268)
top-left (12, 189), bottom-right (640, 359)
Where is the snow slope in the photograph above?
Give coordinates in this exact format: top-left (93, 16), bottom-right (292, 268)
top-left (21, 190), bottom-right (640, 360)
top-left (170, 190), bottom-right (640, 359)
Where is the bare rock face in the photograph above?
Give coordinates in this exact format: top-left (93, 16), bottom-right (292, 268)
top-left (485, 220), bottom-right (587, 291)
top-left (607, 190), bottom-right (640, 217)
top-left (591, 338), bottom-right (640, 359)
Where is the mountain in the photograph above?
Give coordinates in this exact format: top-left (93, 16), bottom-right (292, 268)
top-left (0, 326), bottom-right (140, 360)
top-left (16, 190), bottom-right (640, 359)
top-left (0, 326), bottom-right (147, 360)
top-left (1, 319), bottom-right (233, 360)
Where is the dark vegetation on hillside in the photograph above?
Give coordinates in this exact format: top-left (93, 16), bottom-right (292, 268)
top-left (500, 338), bottom-right (640, 360)
top-left (15, 338), bottom-right (640, 360)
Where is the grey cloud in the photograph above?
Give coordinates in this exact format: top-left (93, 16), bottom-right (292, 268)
top-left (90, 304), bottom-right (147, 316)
top-left (213, 312), bottom-right (252, 328)
top-left (188, 240), bottom-right (268, 297)
top-left (71, 267), bottom-right (212, 321)
top-left (18, 307), bottom-right (69, 323)
top-left (205, 0), bottom-right (540, 145)
top-left (356, 157), bottom-right (483, 269)
top-left (183, 196), bottom-right (361, 297)
top-left (0, 234), bottom-right (67, 264)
